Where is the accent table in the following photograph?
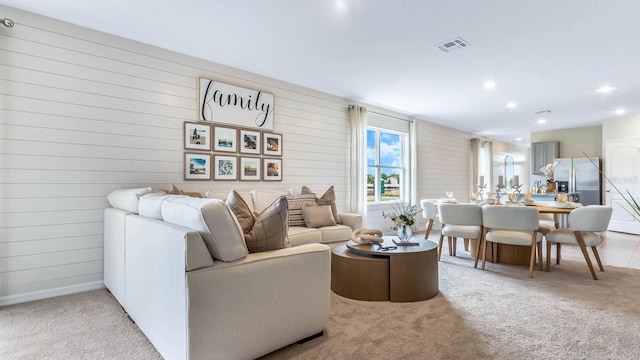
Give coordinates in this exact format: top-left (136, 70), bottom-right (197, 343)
top-left (331, 237), bottom-right (439, 302)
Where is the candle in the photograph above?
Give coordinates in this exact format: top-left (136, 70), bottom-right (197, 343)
top-left (498, 176), bottom-right (504, 187)
top-left (514, 175), bottom-right (519, 187)
top-left (479, 176), bottom-right (485, 186)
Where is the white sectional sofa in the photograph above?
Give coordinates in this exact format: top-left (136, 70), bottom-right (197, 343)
top-left (103, 188), bottom-right (362, 360)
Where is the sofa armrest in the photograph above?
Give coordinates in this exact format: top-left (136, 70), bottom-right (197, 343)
top-left (338, 212), bottom-right (363, 230)
top-left (186, 244), bottom-right (331, 360)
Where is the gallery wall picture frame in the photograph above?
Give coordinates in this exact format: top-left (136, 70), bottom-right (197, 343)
top-left (263, 132), bottom-right (282, 156)
top-left (239, 157), bottom-right (261, 181)
top-left (213, 126), bottom-right (238, 152)
top-left (184, 121), bottom-right (212, 151)
top-left (263, 158), bottom-right (282, 181)
top-left (185, 153), bottom-right (211, 180)
top-left (239, 128), bottom-right (262, 155)
top-left (214, 155), bottom-right (238, 180)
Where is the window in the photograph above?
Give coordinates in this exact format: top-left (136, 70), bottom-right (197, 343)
top-left (367, 127), bottom-right (407, 203)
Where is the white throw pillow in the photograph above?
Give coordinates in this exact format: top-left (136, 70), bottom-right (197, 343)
top-left (138, 193), bottom-right (182, 220)
top-left (106, 187), bottom-right (153, 213)
top-left (161, 196), bottom-right (248, 262)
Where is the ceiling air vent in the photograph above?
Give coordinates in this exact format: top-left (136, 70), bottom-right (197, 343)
top-left (435, 37), bottom-right (470, 53)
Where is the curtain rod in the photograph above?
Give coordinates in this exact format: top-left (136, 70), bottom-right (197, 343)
top-left (349, 105), bottom-right (413, 123)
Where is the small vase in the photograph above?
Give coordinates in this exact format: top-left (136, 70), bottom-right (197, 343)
top-left (397, 225), bottom-right (413, 242)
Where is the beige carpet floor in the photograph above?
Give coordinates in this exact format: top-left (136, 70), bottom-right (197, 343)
top-left (2, 254), bottom-right (640, 360)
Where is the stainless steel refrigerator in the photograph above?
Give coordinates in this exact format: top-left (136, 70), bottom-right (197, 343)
top-left (553, 157), bottom-right (602, 206)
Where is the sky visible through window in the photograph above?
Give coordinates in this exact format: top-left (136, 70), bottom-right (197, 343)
top-left (367, 129), bottom-right (402, 202)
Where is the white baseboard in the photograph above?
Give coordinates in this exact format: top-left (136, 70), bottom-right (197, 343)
top-left (0, 281), bottom-right (105, 306)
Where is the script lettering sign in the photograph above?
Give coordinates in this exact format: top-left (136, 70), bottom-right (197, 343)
top-left (199, 78), bottom-right (274, 130)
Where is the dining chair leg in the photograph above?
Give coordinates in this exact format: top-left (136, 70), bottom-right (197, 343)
top-left (546, 240), bottom-right (551, 272)
top-left (448, 236), bottom-right (453, 256)
top-left (481, 229), bottom-right (489, 270)
top-left (452, 237), bottom-right (458, 256)
top-left (574, 231), bottom-right (598, 280)
top-left (591, 246), bottom-right (605, 272)
top-left (425, 219), bottom-right (434, 239)
top-left (464, 238), bottom-right (469, 251)
top-left (473, 231), bottom-right (483, 268)
top-left (556, 243), bottom-right (561, 264)
top-left (437, 233), bottom-right (445, 261)
top-left (528, 237), bottom-right (536, 278)
top-left (537, 241), bottom-right (543, 271)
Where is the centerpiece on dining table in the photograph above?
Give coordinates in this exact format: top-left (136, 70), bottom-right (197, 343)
top-left (539, 161), bottom-right (560, 192)
top-left (382, 202), bottom-right (421, 245)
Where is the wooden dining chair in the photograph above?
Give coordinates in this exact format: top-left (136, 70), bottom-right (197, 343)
top-left (437, 203), bottom-right (483, 267)
top-left (420, 199), bottom-right (438, 239)
top-left (545, 206), bottom-right (613, 280)
top-left (481, 205), bottom-right (543, 278)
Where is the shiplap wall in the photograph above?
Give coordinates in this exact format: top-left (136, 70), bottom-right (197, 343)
top-left (0, 5), bottom-right (351, 303)
top-left (414, 120), bottom-right (474, 230)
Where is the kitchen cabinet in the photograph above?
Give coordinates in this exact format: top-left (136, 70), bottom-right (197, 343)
top-left (531, 141), bottom-right (559, 175)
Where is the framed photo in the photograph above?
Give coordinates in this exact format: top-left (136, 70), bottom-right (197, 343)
top-left (263, 158), bottom-right (282, 181)
top-left (184, 121), bottom-right (211, 151)
top-left (213, 126), bottom-right (238, 152)
top-left (185, 153), bottom-right (211, 180)
top-left (240, 157), bottom-right (261, 181)
top-left (214, 155), bottom-right (238, 180)
top-left (239, 129), bottom-right (262, 154)
top-left (263, 132), bottom-right (282, 156)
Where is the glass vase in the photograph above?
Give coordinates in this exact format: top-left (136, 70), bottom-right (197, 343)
top-left (397, 225), bottom-right (413, 242)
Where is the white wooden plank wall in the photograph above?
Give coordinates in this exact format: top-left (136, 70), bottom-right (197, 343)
top-left (0, 5), bottom-right (351, 302)
top-left (414, 120), bottom-right (473, 230)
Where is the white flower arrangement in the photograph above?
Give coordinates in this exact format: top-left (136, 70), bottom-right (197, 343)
top-left (539, 161), bottom-right (560, 179)
top-left (382, 202), bottom-right (421, 230)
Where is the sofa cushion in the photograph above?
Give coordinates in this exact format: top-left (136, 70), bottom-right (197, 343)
top-left (206, 190), bottom-right (255, 212)
top-left (302, 205), bottom-right (337, 228)
top-left (107, 187), bottom-right (153, 214)
top-left (138, 193), bottom-right (176, 220)
top-left (225, 190), bottom-right (255, 233)
top-left (302, 185), bottom-right (341, 224)
top-left (288, 226), bottom-right (323, 247)
top-left (285, 193), bottom-right (317, 227)
top-left (251, 190), bottom-right (290, 213)
top-left (161, 196), bottom-right (248, 262)
top-left (319, 224), bottom-right (353, 243)
top-left (244, 196), bottom-right (289, 253)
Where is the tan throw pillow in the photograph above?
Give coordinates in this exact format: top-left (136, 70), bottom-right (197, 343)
top-left (244, 196), bottom-right (289, 253)
top-left (302, 185), bottom-right (341, 224)
top-left (285, 193), bottom-right (317, 227)
top-left (302, 205), bottom-right (337, 228)
top-left (226, 190), bottom-right (255, 234)
top-left (161, 184), bottom-right (202, 198)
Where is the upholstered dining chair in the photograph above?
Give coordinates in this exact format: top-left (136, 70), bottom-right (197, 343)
top-left (545, 206), bottom-right (613, 280)
top-left (420, 199), bottom-right (438, 239)
top-left (481, 205), bottom-right (543, 278)
top-left (437, 203), bottom-right (483, 267)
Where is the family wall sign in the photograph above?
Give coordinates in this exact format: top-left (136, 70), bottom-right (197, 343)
top-left (198, 77), bottom-right (274, 130)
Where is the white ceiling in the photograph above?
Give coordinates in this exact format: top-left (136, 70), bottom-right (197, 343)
top-left (3, 0), bottom-right (639, 144)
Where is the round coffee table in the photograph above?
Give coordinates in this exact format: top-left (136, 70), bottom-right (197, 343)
top-left (331, 237), bottom-right (439, 302)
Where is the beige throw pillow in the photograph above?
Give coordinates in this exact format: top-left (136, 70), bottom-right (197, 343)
top-left (302, 185), bottom-right (341, 224)
top-left (302, 205), bottom-right (337, 228)
top-left (226, 190), bottom-right (255, 233)
top-left (285, 193), bottom-right (317, 227)
top-left (227, 191), bottom-right (289, 253)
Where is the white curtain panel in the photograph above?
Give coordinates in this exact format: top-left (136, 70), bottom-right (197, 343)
top-left (349, 105), bottom-right (367, 225)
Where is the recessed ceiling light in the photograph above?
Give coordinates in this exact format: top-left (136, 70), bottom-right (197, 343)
top-left (615, 108), bottom-right (626, 115)
top-left (596, 86), bottom-right (615, 93)
top-left (516, 137), bottom-right (523, 141)
top-left (506, 102), bottom-right (517, 109)
top-left (537, 118), bottom-right (546, 124)
top-left (483, 81), bottom-right (496, 89)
